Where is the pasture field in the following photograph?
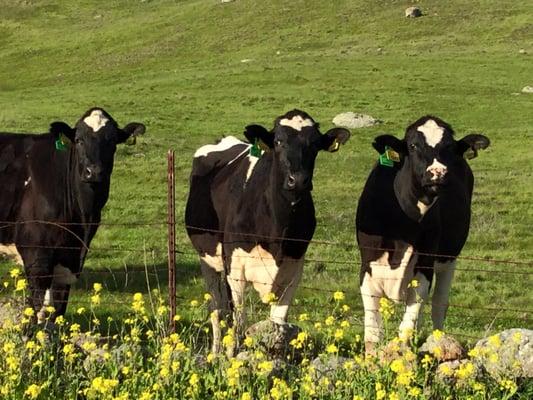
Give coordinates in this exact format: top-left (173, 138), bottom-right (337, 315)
top-left (0, 0), bottom-right (532, 398)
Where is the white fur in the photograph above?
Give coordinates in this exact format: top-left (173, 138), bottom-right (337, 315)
top-left (279, 115), bottom-right (313, 132)
top-left (194, 136), bottom-right (246, 158)
top-left (0, 244), bottom-right (23, 265)
top-left (245, 155), bottom-right (259, 182)
top-left (426, 158), bottom-right (448, 181)
top-left (399, 272), bottom-right (430, 338)
top-left (83, 109), bottom-right (109, 133)
top-left (417, 119), bottom-right (444, 147)
top-left (417, 198), bottom-right (437, 218)
top-left (200, 243), bottom-right (224, 273)
top-left (52, 265), bottom-right (77, 285)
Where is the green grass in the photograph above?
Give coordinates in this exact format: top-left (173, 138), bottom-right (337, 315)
top-left (0, 0), bottom-right (532, 342)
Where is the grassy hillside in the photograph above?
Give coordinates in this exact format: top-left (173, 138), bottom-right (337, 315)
top-left (0, 0), bottom-right (532, 339)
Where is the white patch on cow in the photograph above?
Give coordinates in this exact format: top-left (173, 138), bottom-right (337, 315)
top-left (83, 109), bottom-right (109, 133)
top-left (245, 155), bottom-right (259, 182)
top-left (279, 115), bottom-right (314, 132)
top-left (432, 260), bottom-right (456, 330)
top-left (24, 177), bottom-right (31, 187)
top-left (417, 119), bottom-right (444, 147)
top-left (426, 158), bottom-right (448, 182)
top-left (399, 272), bottom-right (430, 339)
top-left (194, 136), bottom-right (246, 158)
top-left (0, 244), bottom-right (23, 265)
top-left (52, 265), bottom-right (77, 285)
top-left (36, 289), bottom-right (53, 323)
top-left (200, 243), bottom-right (224, 273)
top-left (228, 246), bottom-right (304, 325)
top-left (417, 198), bottom-right (437, 217)
top-left (361, 246), bottom-right (416, 344)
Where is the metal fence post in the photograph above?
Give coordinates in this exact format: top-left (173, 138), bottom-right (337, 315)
top-left (167, 150), bottom-right (176, 332)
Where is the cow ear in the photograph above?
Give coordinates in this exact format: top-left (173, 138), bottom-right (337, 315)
top-left (116, 122), bottom-right (146, 145)
top-left (372, 134), bottom-right (406, 154)
top-left (321, 127), bottom-right (351, 152)
top-left (457, 134), bottom-right (490, 159)
top-left (244, 124), bottom-right (274, 150)
top-left (50, 121), bottom-right (75, 143)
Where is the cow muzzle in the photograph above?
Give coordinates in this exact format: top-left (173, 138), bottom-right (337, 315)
top-left (422, 159), bottom-right (448, 193)
top-left (284, 172), bottom-right (312, 192)
top-left (83, 165), bottom-right (104, 182)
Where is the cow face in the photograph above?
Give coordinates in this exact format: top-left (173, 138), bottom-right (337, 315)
top-left (50, 108), bottom-right (145, 183)
top-left (244, 110), bottom-right (350, 192)
top-left (373, 115), bottom-right (490, 196)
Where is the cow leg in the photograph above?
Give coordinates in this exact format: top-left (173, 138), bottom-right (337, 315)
top-left (360, 273), bottom-right (383, 352)
top-left (23, 258), bottom-right (53, 323)
top-left (431, 260), bottom-right (456, 330)
top-left (399, 272), bottom-right (430, 340)
top-left (227, 271), bottom-right (246, 356)
top-left (269, 258), bottom-right (304, 324)
top-left (199, 258), bottom-right (230, 354)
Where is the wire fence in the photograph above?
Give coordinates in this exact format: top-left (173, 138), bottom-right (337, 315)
top-left (1, 217), bottom-right (531, 339)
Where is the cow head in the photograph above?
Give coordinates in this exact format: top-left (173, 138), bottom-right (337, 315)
top-left (373, 115), bottom-right (490, 196)
top-left (244, 109), bottom-right (350, 193)
top-left (50, 108), bottom-right (145, 183)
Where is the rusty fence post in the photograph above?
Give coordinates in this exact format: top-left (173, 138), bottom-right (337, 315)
top-left (167, 150), bottom-right (176, 332)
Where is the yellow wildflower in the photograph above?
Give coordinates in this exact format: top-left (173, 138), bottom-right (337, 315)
top-left (333, 291), bottom-right (345, 301)
top-left (24, 384), bottom-right (41, 399)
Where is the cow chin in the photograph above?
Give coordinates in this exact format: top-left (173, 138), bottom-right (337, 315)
top-left (423, 182), bottom-right (444, 196)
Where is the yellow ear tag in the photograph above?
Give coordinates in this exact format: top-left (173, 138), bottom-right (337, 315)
top-left (328, 140), bottom-right (340, 152)
top-left (385, 148), bottom-right (400, 162)
top-left (464, 148), bottom-right (477, 160)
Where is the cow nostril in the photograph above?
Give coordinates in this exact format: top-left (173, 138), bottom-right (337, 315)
top-left (287, 174), bottom-right (296, 188)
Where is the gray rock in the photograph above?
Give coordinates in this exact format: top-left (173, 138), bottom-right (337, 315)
top-left (310, 355), bottom-right (352, 381)
top-left (405, 6), bottom-right (422, 18)
top-left (436, 359), bottom-right (482, 384)
top-left (245, 320), bottom-right (300, 358)
top-left (419, 332), bottom-right (465, 361)
top-left (332, 112), bottom-right (380, 129)
top-left (473, 329), bottom-right (533, 378)
top-left (521, 86), bottom-right (533, 94)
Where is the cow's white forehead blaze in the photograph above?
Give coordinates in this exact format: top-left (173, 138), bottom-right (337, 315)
top-left (416, 119), bottom-right (444, 148)
top-left (83, 109), bottom-right (109, 133)
top-left (279, 115), bottom-right (314, 132)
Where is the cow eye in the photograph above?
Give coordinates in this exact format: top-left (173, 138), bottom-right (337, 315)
top-left (275, 140), bottom-right (282, 146)
top-left (409, 143), bottom-right (417, 151)
top-left (75, 138), bottom-right (83, 145)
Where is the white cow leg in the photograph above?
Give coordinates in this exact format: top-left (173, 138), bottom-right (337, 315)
top-left (361, 273), bottom-right (383, 352)
top-left (199, 258), bottom-right (229, 354)
top-left (269, 259), bottom-right (304, 324)
top-left (227, 271), bottom-right (246, 357)
top-left (399, 272), bottom-right (430, 340)
top-left (432, 260), bottom-right (456, 330)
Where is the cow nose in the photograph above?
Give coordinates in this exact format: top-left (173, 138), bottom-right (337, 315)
top-left (426, 159), bottom-right (448, 182)
top-left (287, 174), bottom-right (297, 189)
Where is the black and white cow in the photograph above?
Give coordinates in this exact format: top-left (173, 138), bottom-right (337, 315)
top-left (355, 115), bottom-right (490, 351)
top-left (0, 108), bottom-right (145, 321)
top-left (185, 110), bottom-right (350, 353)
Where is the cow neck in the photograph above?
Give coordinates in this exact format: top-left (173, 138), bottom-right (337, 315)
top-left (65, 146), bottom-right (107, 225)
top-left (393, 160), bottom-right (438, 222)
top-left (269, 154), bottom-right (311, 236)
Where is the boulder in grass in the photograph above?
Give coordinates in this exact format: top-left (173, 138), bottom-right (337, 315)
top-left (405, 6), bottom-right (422, 18)
top-left (472, 329), bottom-right (533, 379)
top-left (419, 331), bottom-right (465, 362)
top-left (245, 320), bottom-right (301, 358)
top-left (521, 86), bottom-right (533, 94)
top-left (332, 112), bottom-right (380, 129)
top-left (436, 359), bottom-right (482, 385)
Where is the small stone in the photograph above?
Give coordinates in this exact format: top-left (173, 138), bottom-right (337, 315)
top-left (240, 59), bottom-right (252, 63)
top-left (405, 6), bottom-right (422, 18)
top-left (521, 86), bottom-right (533, 94)
top-left (518, 49), bottom-right (526, 54)
top-left (245, 320), bottom-right (300, 358)
top-left (436, 360), bottom-right (482, 385)
top-left (332, 112), bottom-right (381, 129)
top-left (419, 332), bottom-right (465, 361)
top-left (221, 0), bottom-right (235, 3)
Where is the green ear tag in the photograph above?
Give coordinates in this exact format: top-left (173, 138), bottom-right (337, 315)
top-left (250, 139), bottom-right (263, 158)
top-left (54, 133), bottom-right (69, 151)
top-left (379, 146), bottom-right (399, 167)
